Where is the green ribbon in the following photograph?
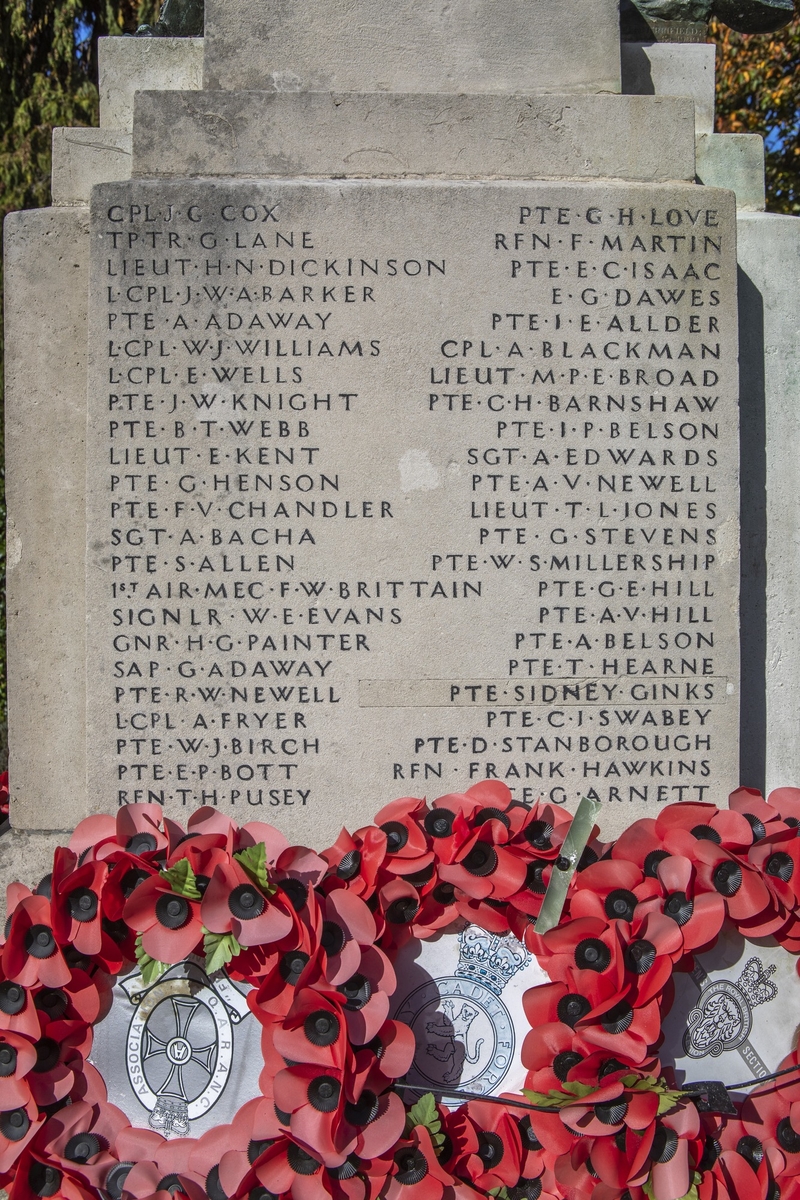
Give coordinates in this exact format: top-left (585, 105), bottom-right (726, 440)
top-left (534, 795), bottom-right (602, 935)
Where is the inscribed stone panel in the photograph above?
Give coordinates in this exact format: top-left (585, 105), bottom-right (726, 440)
top-left (88, 180), bottom-right (739, 845)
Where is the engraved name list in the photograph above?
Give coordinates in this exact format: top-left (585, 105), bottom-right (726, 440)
top-left (86, 180), bottom-right (739, 843)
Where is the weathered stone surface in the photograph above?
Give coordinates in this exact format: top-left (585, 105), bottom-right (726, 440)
top-left (51, 127), bottom-right (132, 206)
top-left (98, 35), bottom-right (203, 133)
top-left (0, 831), bottom-right (67, 924)
top-left (87, 178), bottom-right (739, 846)
top-left (4, 207), bottom-right (89, 833)
top-left (621, 42), bottom-right (716, 135)
top-left (696, 133), bottom-right (766, 211)
top-left (737, 215), bottom-right (800, 795)
top-left (203, 0), bottom-right (621, 96)
top-left (132, 91), bottom-right (697, 184)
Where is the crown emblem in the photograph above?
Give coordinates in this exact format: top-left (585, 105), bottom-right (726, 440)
top-left (736, 957), bottom-right (778, 1008)
top-left (455, 926), bottom-right (532, 996)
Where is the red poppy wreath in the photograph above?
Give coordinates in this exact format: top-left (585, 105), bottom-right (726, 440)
top-left (3, 783), bottom-right (800, 1200)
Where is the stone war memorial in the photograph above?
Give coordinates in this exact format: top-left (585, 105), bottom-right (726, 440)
top-left (2, 0), bottom-right (800, 1194)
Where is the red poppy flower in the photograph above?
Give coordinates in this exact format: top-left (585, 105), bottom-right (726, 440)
top-left (2, 896), bottom-right (71, 990)
top-left (0, 1031), bottom-right (37, 1110)
top-left (118, 1130), bottom-right (206, 1200)
top-left (0, 977), bottom-right (41, 1043)
top-left (373, 797), bottom-right (435, 878)
top-left (322, 826), bottom-right (388, 900)
top-left (634, 854), bottom-right (725, 952)
top-left (50, 849), bottom-right (109, 958)
top-left (27, 1013), bottom-right (93, 1107)
top-left (691, 840), bottom-right (780, 931)
top-left (621, 909), bottom-right (684, 1007)
top-left (743, 1075), bottom-right (800, 1178)
top-left (381, 1124), bottom-right (456, 1200)
top-left (569, 859), bottom-right (648, 924)
top-left (33, 1099), bottom-right (130, 1189)
top-left (123, 875), bottom-right (203, 963)
top-left (528, 916), bottom-right (626, 1008)
top-left (448, 1100), bottom-right (522, 1191)
top-left (89, 804), bottom-right (170, 865)
top-left (750, 828), bottom-right (800, 910)
top-left (253, 1135), bottom-right (326, 1200)
top-left (437, 828), bottom-right (527, 902)
top-left (0, 1098), bottom-right (42, 1175)
top-left (655, 803), bottom-right (754, 855)
top-left (9, 1147), bottom-right (97, 1200)
top-left (203, 859), bottom-right (294, 952)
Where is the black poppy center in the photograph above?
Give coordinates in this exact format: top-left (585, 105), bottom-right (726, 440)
top-left (664, 891), bottom-right (694, 925)
top-left (304, 1009), bottom-right (340, 1046)
top-left (68, 887), bottom-right (98, 922)
top-left (380, 821), bottom-right (409, 852)
top-left (321, 920), bottom-right (347, 956)
top-left (424, 809), bottom-right (455, 839)
top-left (280, 951), bottom-right (309, 985)
top-left (595, 1099), bottom-right (628, 1125)
top-left (766, 852), bottom-right (794, 882)
top-left (737, 1136), bottom-right (764, 1167)
top-left (0, 1108), bottom-right (30, 1140)
top-left (643, 849), bottom-right (670, 878)
top-left (25, 924), bottom-right (56, 959)
top-left (557, 993), bottom-right (591, 1027)
top-left (432, 882), bottom-right (456, 905)
top-left (743, 812), bottom-right (767, 842)
top-left (206, 1165), bottom-right (227, 1200)
top-left (601, 1001), bottom-right (634, 1033)
top-left (345, 1090), bottom-right (380, 1126)
top-left (474, 807), bottom-right (511, 829)
top-left (121, 867), bottom-right (150, 897)
top-left (336, 850), bottom-right (361, 879)
top-left (651, 1126), bottom-right (679, 1163)
top-left (575, 938), bottom-right (610, 972)
top-left (287, 1143), bottom-right (321, 1176)
top-left (462, 842), bottom-right (498, 877)
top-left (29, 1162), bottom-right (62, 1198)
top-left (386, 896), bottom-right (420, 924)
top-left (0, 981), bottom-right (25, 1015)
top-left (553, 1051), bottom-right (583, 1081)
top-left (777, 1118), bottom-right (800, 1154)
top-left (278, 879), bottom-right (308, 912)
top-left (155, 894), bottom-right (190, 930)
top-left (338, 973), bottom-right (372, 1010)
top-left (626, 939), bottom-right (656, 975)
top-left (229, 884), bottom-right (265, 920)
top-left (691, 824), bottom-right (721, 844)
top-left (525, 820), bottom-right (554, 850)
top-left (65, 1133), bottom-right (102, 1163)
top-left (127, 832), bottom-right (157, 855)
top-left (518, 1116), bottom-right (543, 1151)
top-left (33, 1037), bottom-right (60, 1073)
top-left (713, 860), bottom-right (743, 896)
top-left (394, 1148), bottom-right (428, 1186)
top-left (308, 1075), bottom-right (341, 1112)
top-left (477, 1130), bottom-right (504, 1167)
top-left (105, 1164), bottom-right (134, 1200)
top-left (157, 1173), bottom-right (185, 1195)
top-left (0, 1043), bottom-right (17, 1076)
top-left (605, 889), bottom-right (637, 921)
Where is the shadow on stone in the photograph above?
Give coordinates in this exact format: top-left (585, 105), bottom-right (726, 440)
top-left (738, 266), bottom-right (767, 791)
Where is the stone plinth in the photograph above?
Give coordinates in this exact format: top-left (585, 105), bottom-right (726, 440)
top-left (202, 0), bottom-right (621, 95)
top-left (98, 36), bottom-right (204, 132)
top-left (131, 92), bottom-right (696, 183)
top-left (4, 207), bottom-right (89, 833)
top-left (621, 43), bottom-right (716, 136)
